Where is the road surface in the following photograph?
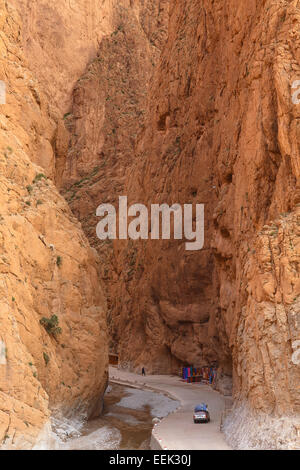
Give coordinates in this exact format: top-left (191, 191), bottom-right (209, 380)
top-left (109, 366), bottom-right (231, 450)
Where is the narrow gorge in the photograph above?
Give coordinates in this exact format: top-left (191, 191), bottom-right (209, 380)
top-left (0, 0), bottom-right (299, 450)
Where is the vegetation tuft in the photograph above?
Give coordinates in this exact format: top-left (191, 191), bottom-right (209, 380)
top-left (40, 315), bottom-right (62, 337)
top-left (33, 173), bottom-right (47, 184)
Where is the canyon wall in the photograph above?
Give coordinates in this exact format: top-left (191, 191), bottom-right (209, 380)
top-left (0, 1), bottom-right (109, 449)
top-left (56, 0), bottom-right (170, 353)
top-left (1, 0), bottom-right (299, 450)
top-left (121, 0), bottom-right (300, 448)
top-left (57, 0), bottom-right (300, 448)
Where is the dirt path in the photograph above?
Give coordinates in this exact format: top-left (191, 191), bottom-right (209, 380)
top-left (110, 366), bottom-right (231, 450)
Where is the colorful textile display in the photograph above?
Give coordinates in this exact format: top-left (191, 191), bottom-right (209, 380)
top-left (182, 366), bottom-right (217, 385)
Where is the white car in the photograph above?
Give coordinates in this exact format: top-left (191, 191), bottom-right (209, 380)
top-left (193, 404), bottom-right (210, 423)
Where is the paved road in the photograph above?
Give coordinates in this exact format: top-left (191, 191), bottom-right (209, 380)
top-left (109, 366), bottom-right (231, 450)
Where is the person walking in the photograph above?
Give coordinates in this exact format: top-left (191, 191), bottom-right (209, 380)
top-left (142, 367), bottom-right (146, 376)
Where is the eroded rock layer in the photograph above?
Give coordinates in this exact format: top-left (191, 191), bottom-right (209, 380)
top-left (0, 1), bottom-right (108, 449)
top-left (56, 0), bottom-right (170, 353)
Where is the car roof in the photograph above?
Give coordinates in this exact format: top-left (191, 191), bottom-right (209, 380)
top-left (194, 403), bottom-right (207, 411)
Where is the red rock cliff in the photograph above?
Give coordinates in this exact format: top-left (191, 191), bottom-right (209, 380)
top-left (1, 0), bottom-right (299, 450)
top-left (57, 0), bottom-right (300, 449)
top-left (0, 0), bottom-right (109, 449)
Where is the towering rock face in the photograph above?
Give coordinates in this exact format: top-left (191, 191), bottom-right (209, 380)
top-left (0, 1), bottom-right (108, 449)
top-left (56, 0), bottom-right (170, 352)
top-left (2, 0), bottom-right (299, 450)
top-left (57, 0), bottom-right (300, 448)
top-left (12, 0), bottom-right (119, 114)
top-left (119, 0), bottom-right (300, 448)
